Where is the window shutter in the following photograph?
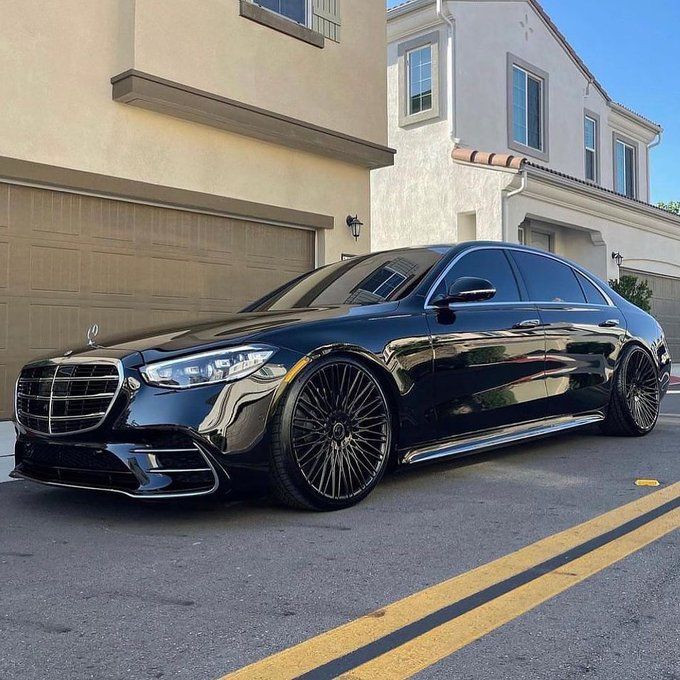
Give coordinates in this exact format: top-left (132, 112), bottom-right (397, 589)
top-left (312, 0), bottom-right (341, 42)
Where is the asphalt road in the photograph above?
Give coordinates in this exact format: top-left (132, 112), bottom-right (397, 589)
top-left (1, 397), bottom-right (678, 680)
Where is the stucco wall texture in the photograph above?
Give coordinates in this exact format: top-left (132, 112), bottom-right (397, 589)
top-left (371, 0), bottom-right (677, 284)
top-left (0, 0), bottom-right (389, 264)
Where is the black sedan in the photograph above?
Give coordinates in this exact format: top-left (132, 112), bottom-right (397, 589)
top-left (12, 243), bottom-right (671, 510)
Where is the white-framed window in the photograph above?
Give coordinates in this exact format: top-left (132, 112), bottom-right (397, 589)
top-left (507, 55), bottom-right (549, 161)
top-left (407, 45), bottom-right (433, 116)
top-left (512, 65), bottom-right (543, 151)
top-left (585, 115), bottom-right (598, 182)
top-left (253, 0), bottom-right (310, 26)
top-left (615, 139), bottom-right (636, 198)
top-left (398, 32), bottom-right (440, 127)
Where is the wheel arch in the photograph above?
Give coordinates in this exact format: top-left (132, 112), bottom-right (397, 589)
top-left (616, 338), bottom-right (658, 372)
top-left (277, 345), bottom-right (403, 452)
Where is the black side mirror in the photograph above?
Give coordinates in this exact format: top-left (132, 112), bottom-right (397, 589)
top-left (432, 276), bottom-right (497, 306)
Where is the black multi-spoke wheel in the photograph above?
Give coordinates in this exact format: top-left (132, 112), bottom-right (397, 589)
top-left (270, 357), bottom-right (392, 510)
top-left (601, 345), bottom-right (660, 437)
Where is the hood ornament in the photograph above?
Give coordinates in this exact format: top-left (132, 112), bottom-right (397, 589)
top-left (87, 323), bottom-right (101, 348)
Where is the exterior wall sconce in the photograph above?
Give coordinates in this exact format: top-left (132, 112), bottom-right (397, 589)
top-left (611, 251), bottom-right (624, 268)
top-left (346, 215), bottom-right (363, 241)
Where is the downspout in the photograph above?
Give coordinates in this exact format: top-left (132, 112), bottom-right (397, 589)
top-left (646, 130), bottom-right (662, 203)
top-left (501, 169), bottom-right (528, 242)
top-left (436, 0), bottom-right (458, 146)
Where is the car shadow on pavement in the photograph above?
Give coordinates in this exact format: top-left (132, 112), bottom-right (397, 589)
top-left (6, 426), bottom-right (607, 526)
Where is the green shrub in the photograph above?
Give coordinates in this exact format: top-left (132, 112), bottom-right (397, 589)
top-left (608, 275), bottom-right (653, 313)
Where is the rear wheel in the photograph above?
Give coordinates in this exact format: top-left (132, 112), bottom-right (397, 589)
top-left (270, 357), bottom-right (392, 511)
top-left (601, 345), bottom-right (660, 436)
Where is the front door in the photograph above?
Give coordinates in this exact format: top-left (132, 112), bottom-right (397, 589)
top-left (509, 250), bottom-right (627, 417)
top-left (426, 248), bottom-right (548, 442)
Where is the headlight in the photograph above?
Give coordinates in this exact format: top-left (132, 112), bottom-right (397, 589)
top-left (141, 345), bottom-right (276, 389)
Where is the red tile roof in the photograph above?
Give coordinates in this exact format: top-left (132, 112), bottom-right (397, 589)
top-left (452, 148), bottom-right (525, 169)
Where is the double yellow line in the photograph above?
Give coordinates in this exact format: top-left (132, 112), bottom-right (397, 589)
top-left (221, 483), bottom-right (680, 680)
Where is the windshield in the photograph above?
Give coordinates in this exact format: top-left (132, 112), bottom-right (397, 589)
top-left (246, 248), bottom-right (448, 311)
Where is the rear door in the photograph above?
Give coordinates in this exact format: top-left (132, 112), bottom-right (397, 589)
top-left (509, 250), bottom-right (626, 417)
top-left (425, 247), bottom-right (547, 442)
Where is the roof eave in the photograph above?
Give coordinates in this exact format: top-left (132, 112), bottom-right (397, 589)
top-left (387, 0), bottom-right (432, 20)
top-left (609, 102), bottom-right (663, 134)
top-left (524, 164), bottom-right (680, 226)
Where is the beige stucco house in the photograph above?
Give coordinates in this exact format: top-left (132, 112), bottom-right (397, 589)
top-left (372, 0), bottom-right (680, 357)
top-left (0, 0), bottom-right (394, 417)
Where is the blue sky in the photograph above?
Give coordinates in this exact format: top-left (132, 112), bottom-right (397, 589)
top-left (386, 0), bottom-right (679, 204)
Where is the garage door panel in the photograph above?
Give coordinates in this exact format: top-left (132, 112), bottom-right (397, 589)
top-left (0, 185), bottom-right (8, 227)
top-left (30, 244), bottom-right (81, 293)
top-left (150, 206), bottom-right (196, 250)
top-left (0, 303), bottom-right (7, 350)
top-left (90, 251), bottom-right (138, 296)
top-left (201, 261), bottom-right (236, 302)
top-left (199, 214), bottom-right (235, 253)
top-left (29, 304), bottom-right (81, 352)
top-left (87, 197), bottom-right (136, 243)
top-left (622, 268), bottom-right (680, 360)
top-left (0, 182), bottom-right (316, 417)
top-left (0, 242), bottom-right (8, 289)
top-left (31, 190), bottom-right (81, 236)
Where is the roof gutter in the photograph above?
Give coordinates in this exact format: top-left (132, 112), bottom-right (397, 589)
top-left (646, 130), bottom-right (663, 202)
top-left (502, 169), bottom-right (528, 242)
top-left (436, 0), bottom-right (458, 146)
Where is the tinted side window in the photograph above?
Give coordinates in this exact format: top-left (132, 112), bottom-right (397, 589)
top-left (435, 249), bottom-right (521, 303)
top-left (575, 271), bottom-right (608, 305)
top-left (511, 252), bottom-right (586, 303)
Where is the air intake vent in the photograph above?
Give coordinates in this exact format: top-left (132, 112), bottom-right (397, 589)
top-left (16, 360), bottom-right (122, 435)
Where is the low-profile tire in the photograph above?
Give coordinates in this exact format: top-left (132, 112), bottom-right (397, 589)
top-left (269, 356), bottom-right (392, 511)
top-left (600, 344), bottom-right (660, 437)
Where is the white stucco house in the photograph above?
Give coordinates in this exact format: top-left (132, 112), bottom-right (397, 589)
top-left (372, 0), bottom-right (680, 357)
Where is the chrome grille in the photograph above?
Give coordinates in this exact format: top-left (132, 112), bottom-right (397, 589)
top-left (16, 360), bottom-right (122, 435)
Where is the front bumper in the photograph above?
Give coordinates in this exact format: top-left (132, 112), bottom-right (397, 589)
top-left (12, 346), bottom-right (305, 498)
top-left (12, 432), bottom-right (224, 499)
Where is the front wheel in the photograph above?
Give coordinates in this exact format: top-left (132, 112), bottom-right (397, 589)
top-left (269, 356), bottom-right (392, 511)
top-left (601, 345), bottom-right (660, 437)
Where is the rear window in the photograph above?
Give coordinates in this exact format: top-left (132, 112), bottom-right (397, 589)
top-left (511, 251), bottom-right (586, 303)
top-left (576, 271), bottom-right (608, 305)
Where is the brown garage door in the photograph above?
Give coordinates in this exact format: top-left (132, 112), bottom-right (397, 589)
top-left (0, 182), bottom-right (316, 418)
top-left (621, 268), bottom-right (680, 360)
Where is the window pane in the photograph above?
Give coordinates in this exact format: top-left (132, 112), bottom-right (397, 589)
top-left (586, 149), bottom-right (596, 181)
top-left (615, 142), bottom-right (626, 194)
top-left (255, 0), bottom-right (306, 24)
top-left (527, 75), bottom-right (542, 149)
top-left (576, 271), bottom-right (608, 305)
top-left (408, 45), bottom-right (433, 115)
top-left (625, 145), bottom-right (635, 197)
top-left (512, 67), bottom-right (527, 145)
top-left (584, 117), bottom-right (596, 149)
top-left (256, 248), bottom-right (446, 310)
top-left (436, 249), bottom-right (521, 303)
top-left (511, 252), bottom-right (586, 303)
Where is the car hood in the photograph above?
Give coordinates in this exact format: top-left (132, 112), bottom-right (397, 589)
top-left (81, 305), bottom-right (398, 363)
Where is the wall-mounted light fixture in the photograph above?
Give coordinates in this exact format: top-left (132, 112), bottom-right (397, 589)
top-left (611, 251), bottom-right (624, 268)
top-left (346, 215), bottom-right (363, 241)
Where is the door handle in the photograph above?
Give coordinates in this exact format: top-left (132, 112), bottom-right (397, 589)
top-left (599, 319), bottom-right (620, 328)
top-left (514, 319), bottom-right (541, 329)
